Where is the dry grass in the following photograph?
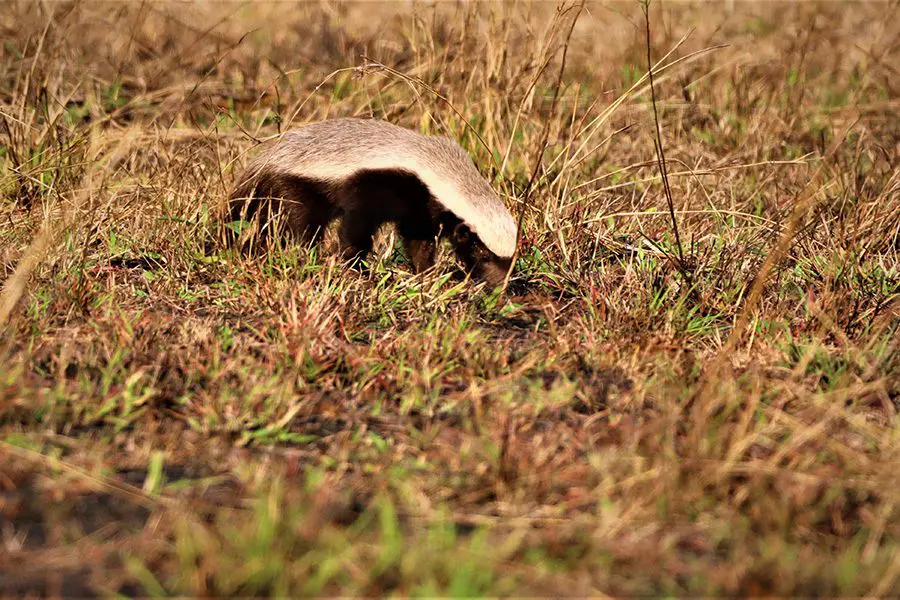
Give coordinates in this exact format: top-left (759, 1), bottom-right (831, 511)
top-left (1, 0), bottom-right (899, 596)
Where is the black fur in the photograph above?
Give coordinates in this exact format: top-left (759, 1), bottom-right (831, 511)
top-left (226, 167), bottom-right (512, 286)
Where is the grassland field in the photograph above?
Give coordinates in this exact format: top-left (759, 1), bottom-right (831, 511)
top-left (1, 0), bottom-right (899, 596)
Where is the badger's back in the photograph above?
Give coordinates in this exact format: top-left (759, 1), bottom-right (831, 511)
top-left (233, 118), bottom-right (517, 258)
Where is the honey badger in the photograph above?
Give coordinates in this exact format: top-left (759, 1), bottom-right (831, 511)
top-left (227, 118), bottom-right (518, 286)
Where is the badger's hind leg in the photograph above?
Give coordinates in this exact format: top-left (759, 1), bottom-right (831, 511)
top-left (229, 172), bottom-right (335, 252)
top-left (268, 175), bottom-right (336, 248)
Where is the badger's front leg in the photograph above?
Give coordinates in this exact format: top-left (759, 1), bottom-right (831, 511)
top-left (398, 217), bottom-right (438, 273)
top-left (337, 208), bottom-right (380, 265)
top-left (403, 238), bottom-right (437, 273)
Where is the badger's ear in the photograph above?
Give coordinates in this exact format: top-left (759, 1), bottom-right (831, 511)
top-left (452, 223), bottom-right (472, 245)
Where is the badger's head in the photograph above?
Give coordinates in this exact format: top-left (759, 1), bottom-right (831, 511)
top-left (448, 221), bottom-right (514, 288)
top-left (417, 140), bottom-right (518, 288)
